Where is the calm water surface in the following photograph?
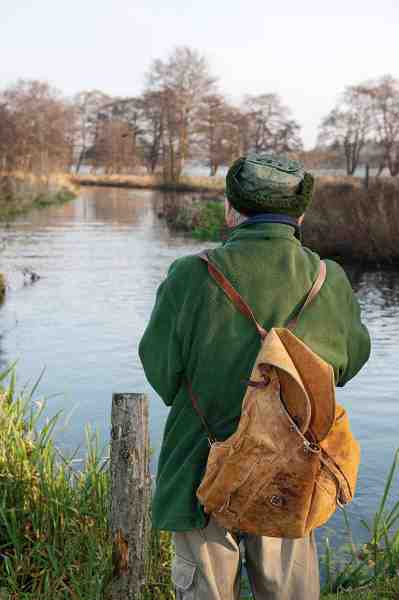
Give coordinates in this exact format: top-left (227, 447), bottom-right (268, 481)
top-left (0, 187), bottom-right (398, 548)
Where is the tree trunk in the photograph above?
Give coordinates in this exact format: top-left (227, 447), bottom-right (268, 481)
top-left (375, 158), bottom-right (386, 176)
top-left (209, 163), bottom-right (218, 176)
top-left (75, 149), bottom-right (84, 174)
top-left (364, 163), bottom-right (370, 190)
top-left (106, 393), bottom-right (150, 600)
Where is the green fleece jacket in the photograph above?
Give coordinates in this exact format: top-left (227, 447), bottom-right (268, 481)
top-left (139, 223), bottom-right (371, 531)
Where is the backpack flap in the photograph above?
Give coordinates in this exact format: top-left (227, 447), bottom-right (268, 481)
top-left (258, 328), bottom-right (312, 434)
top-left (274, 328), bottom-right (336, 443)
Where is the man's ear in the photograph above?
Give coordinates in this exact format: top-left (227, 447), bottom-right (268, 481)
top-left (298, 214), bottom-right (305, 225)
top-left (224, 198), bottom-right (233, 227)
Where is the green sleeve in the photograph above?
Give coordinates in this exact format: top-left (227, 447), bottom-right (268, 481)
top-left (138, 266), bottom-right (183, 406)
top-left (336, 266), bottom-right (371, 387)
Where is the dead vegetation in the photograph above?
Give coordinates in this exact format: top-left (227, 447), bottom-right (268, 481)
top-left (304, 177), bottom-right (399, 264)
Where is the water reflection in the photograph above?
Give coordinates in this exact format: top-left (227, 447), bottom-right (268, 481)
top-left (347, 266), bottom-right (399, 310)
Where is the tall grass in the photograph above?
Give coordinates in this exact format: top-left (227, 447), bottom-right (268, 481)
top-left (0, 365), bottom-right (112, 598)
top-left (142, 528), bottom-right (174, 600)
top-left (321, 449), bottom-right (399, 597)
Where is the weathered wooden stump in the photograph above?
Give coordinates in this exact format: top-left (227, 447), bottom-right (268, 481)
top-left (107, 393), bottom-right (150, 600)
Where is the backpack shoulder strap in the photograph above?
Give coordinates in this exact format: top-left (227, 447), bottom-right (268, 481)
top-left (191, 252), bottom-right (327, 442)
top-left (285, 261), bottom-right (327, 331)
top-left (199, 251), bottom-right (268, 339)
top-left (199, 251), bottom-right (327, 334)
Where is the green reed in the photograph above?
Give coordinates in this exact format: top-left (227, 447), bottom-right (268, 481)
top-left (321, 449), bottom-right (399, 597)
top-left (0, 364), bottom-right (112, 599)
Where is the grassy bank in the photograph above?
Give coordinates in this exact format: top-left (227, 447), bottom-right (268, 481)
top-left (1, 365), bottom-right (399, 599)
top-left (0, 173), bottom-right (77, 222)
top-left (71, 173), bottom-right (225, 193)
top-left (157, 192), bottom-right (226, 241)
top-left (156, 177), bottom-right (399, 266)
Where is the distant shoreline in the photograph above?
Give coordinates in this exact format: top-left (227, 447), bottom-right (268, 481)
top-left (0, 173), bottom-right (77, 222)
top-left (71, 173), bottom-right (225, 194)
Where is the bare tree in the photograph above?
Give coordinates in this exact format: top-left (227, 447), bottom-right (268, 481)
top-left (196, 94), bottom-right (239, 175)
top-left (73, 90), bottom-right (111, 173)
top-left (361, 76), bottom-right (399, 176)
top-left (137, 91), bottom-right (165, 174)
top-left (0, 101), bottom-right (17, 171)
top-left (318, 85), bottom-right (373, 175)
top-left (2, 79), bottom-right (72, 174)
top-left (145, 46), bottom-right (217, 182)
top-left (243, 94), bottom-right (303, 156)
top-left (93, 97), bottom-right (144, 173)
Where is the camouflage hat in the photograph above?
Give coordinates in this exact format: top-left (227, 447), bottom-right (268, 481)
top-left (225, 154), bottom-right (314, 217)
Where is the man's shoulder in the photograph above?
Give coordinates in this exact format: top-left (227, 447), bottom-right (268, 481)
top-left (168, 252), bottom-right (206, 275)
top-left (165, 252), bottom-right (209, 291)
top-left (301, 245), bottom-right (352, 289)
top-left (323, 258), bottom-right (353, 292)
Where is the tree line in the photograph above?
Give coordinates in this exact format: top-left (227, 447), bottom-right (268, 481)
top-left (1, 46), bottom-right (399, 180)
top-left (318, 76), bottom-right (399, 176)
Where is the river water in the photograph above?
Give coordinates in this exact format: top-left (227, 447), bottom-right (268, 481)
top-left (0, 186), bottom-right (398, 552)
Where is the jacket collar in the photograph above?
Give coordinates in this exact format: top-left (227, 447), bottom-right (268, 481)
top-left (240, 213), bottom-right (301, 238)
top-left (224, 221), bottom-right (302, 246)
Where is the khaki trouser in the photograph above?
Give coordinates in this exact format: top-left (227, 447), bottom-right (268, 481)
top-left (172, 516), bottom-right (319, 600)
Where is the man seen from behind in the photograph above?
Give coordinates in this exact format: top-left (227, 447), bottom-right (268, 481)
top-left (139, 154), bottom-right (371, 600)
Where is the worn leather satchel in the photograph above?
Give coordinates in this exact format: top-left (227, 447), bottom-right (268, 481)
top-left (190, 252), bottom-right (360, 538)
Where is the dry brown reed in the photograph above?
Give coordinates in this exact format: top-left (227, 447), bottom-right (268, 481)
top-left (0, 172), bottom-right (77, 220)
top-left (304, 178), bottom-right (399, 265)
top-left (71, 173), bottom-right (225, 193)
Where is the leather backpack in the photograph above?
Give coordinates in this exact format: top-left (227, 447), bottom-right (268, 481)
top-left (189, 252), bottom-right (360, 538)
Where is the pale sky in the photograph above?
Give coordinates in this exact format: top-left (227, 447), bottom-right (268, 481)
top-left (2, 0), bottom-right (399, 148)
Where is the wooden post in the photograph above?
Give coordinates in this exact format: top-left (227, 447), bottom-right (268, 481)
top-left (107, 393), bottom-right (150, 600)
top-left (364, 162), bottom-right (370, 190)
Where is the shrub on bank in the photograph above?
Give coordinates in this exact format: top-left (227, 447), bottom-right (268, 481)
top-left (33, 189), bottom-right (76, 209)
top-left (157, 193), bottom-right (225, 241)
top-left (192, 202), bottom-right (226, 241)
top-left (0, 174), bottom-right (77, 222)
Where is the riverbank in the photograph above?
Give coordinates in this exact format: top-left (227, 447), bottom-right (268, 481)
top-left (0, 173), bottom-right (77, 222)
top-left (71, 173), bottom-right (225, 193)
top-left (156, 177), bottom-right (399, 266)
top-left (0, 173), bottom-right (78, 302)
top-left (1, 365), bottom-right (399, 599)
